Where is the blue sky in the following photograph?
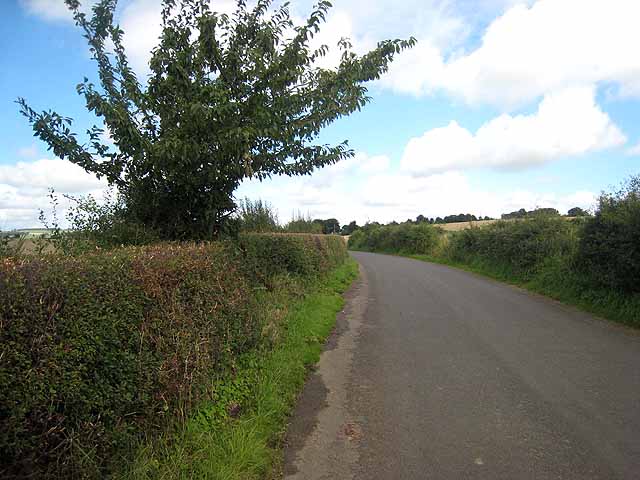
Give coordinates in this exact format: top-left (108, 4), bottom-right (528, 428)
top-left (1, 0), bottom-right (639, 228)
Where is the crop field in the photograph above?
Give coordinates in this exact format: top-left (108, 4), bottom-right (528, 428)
top-left (437, 219), bottom-right (499, 231)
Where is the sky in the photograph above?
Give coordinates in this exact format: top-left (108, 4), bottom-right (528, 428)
top-left (1, 0), bottom-right (639, 229)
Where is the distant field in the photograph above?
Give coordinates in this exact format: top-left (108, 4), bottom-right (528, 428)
top-left (437, 219), bottom-right (499, 231)
top-left (6, 238), bottom-right (54, 254)
top-left (438, 217), bottom-right (579, 231)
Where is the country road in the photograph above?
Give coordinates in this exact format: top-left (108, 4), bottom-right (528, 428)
top-left (283, 252), bottom-right (640, 480)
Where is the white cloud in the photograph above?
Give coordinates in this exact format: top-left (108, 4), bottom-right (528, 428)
top-left (400, 86), bottom-right (625, 176)
top-left (119, 0), bottom-right (163, 76)
top-left (19, 0), bottom-right (100, 22)
top-left (119, 0), bottom-right (237, 76)
top-left (0, 159), bottom-right (105, 192)
top-left (17, 145), bottom-right (38, 159)
top-left (19, 0), bottom-right (75, 22)
top-left (381, 0), bottom-right (640, 108)
top-left (0, 159), bottom-right (108, 229)
top-left (625, 141), bottom-right (640, 157)
top-left (28, 0), bottom-right (640, 112)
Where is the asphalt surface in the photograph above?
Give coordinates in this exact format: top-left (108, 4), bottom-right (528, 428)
top-left (283, 252), bottom-right (640, 480)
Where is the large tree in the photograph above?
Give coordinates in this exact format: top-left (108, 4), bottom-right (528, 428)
top-left (19, 0), bottom-right (414, 239)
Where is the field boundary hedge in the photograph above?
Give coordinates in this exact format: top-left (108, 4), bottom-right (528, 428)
top-left (125, 257), bottom-right (359, 479)
top-left (0, 234), bottom-right (348, 478)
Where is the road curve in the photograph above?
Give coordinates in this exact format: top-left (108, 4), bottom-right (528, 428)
top-left (284, 252), bottom-right (640, 480)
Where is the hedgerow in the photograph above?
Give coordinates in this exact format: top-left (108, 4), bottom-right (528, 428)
top-left (577, 175), bottom-right (640, 293)
top-left (0, 234), bottom-right (347, 478)
top-left (348, 223), bottom-right (440, 254)
top-left (238, 233), bottom-right (347, 282)
top-left (445, 216), bottom-right (578, 278)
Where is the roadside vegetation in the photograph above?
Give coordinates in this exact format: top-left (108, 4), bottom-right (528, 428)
top-left (349, 175), bottom-right (640, 327)
top-left (126, 258), bottom-right (358, 479)
top-left (0, 232), bottom-right (353, 478)
top-left (3, 0), bottom-right (398, 475)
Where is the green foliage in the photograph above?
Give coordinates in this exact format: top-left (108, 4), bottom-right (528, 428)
top-left (0, 235), bottom-right (348, 478)
top-left (18, 0), bottom-right (415, 239)
top-left (125, 258), bottom-right (358, 479)
top-left (577, 175), bottom-right (640, 292)
top-left (567, 206), bottom-right (590, 217)
top-left (348, 222), bottom-right (441, 254)
top-left (412, 213), bottom-right (491, 224)
top-left (285, 212), bottom-right (324, 233)
top-left (446, 216), bottom-right (576, 278)
top-left (239, 233), bottom-right (347, 283)
top-left (236, 198), bottom-right (280, 233)
top-left (39, 189), bottom-right (159, 255)
top-left (439, 213), bottom-right (479, 223)
top-left (340, 220), bottom-right (359, 235)
top-left (316, 218), bottom-right (340, 234)
top-left (501, 207), bottom-right (560, 220)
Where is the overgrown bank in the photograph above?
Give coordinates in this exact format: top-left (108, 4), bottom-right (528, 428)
top-left (349, 177), bottom-right (640, 327)
top-left (127, 257), bottom-right (358, 479)
top-left (0, 234), bottom-right (353, 478)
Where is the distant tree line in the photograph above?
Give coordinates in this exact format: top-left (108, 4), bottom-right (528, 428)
top-left (414, 213), bottom-right (493, 224)
top-left (236, 201), bottom-right (351, 235)
top-left (501, 207), bottom-right (590, 220)
top-left (235, 201), bottom-right (593, 236)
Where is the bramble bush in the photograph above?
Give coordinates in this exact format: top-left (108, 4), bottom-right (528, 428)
top-left (0, 234), bottom-right (347, 478)
top-left (36, 189), bottom-right (159, 256)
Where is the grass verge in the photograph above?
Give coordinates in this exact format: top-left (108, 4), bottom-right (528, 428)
top-left (406, 253), bottom-right (640, 328)
top-left (123, 257), bottom-right (359, 479)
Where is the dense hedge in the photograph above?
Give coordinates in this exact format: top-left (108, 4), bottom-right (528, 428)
top-left (446, 217), bottom-right (578, 277)
top-left (577, 177), bottom-right (640, 293)
top-left (238, 233), bottom-right (347, 282)
top-left (0, 235), bottom-right (347, 478)
top-left (348, 223), bottom-right (440, 254)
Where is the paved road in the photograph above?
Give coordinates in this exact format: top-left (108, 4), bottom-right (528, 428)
top-left (284, 252), bottom-right (640, 480)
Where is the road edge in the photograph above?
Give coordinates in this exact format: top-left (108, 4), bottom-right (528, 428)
top-left (282, 259), bottom-right (369, 480)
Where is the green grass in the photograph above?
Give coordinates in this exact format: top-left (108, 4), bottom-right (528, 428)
top-left (407, 253), bottom-right (640, 328)
top-left (122, 258), bottom-right (359, 480)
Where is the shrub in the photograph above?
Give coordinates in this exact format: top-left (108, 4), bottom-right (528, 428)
top-left (39, 189), bottom-right (159, 255)
top-left (236, 198), bottom-right (281, 233)
top-left (284, 212), bottom-right (324, 234)
top-left (239, 233), bottom-right (348, 283)
top-left (0, 235), bottom-right (347, 478)
top-left (348, 223), bottom-right (440, 254)
top-left (578, 175), bottom-right (640, 292)
top-left (446, 216), bottom-right (576, 277)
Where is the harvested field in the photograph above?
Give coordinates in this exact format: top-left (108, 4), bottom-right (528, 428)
top-left (437, 219), bottom-right (499, 231)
